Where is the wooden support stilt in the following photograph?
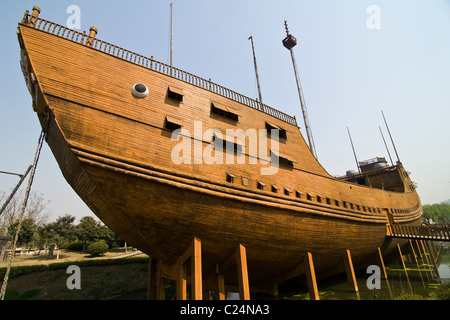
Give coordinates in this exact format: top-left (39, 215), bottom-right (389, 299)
top-left (191, 237), bottom-right (203, 300)
top-left (147, 257), bottom-right (157, 300)
top-left (177, 257), bottom-right (187, 300)
top-left (177, 237), bottom-right (203, 300)
top-left (396, 244), bottom-right (413, 294)
top-left (426, 241), bottom-right (437, 264)
top-left (408, 240), bottom-right (426, 290)
top-left (375, 247), bottom-right (393, 299)
top-left (216, 266), bottom-right (226, 300)
top-left (420, 240), bottom-right (438, 280)
top-left (419, 240), bottom-right (434, 280)
top-left (156, 262), bottom-right (166, 300)
top-left (414, 239), bottom-right (429, 281)
top-left (343, 249), bottom-right (358, 292)
top-left (236, 244), bottom-right (250, 300)
top-left (425, 241), bottom-right (440, 281)
top-left (215, 244), bottom-right (251, 300)
top-left (304, 252), bottom-right (319, 300)
top-left (376, 247), bottom-right (388, 280)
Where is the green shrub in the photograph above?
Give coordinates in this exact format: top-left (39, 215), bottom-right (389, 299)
top-left (59, 242), bottom-right (69, 249)
top-left (66, 241), bottom-right (85, 251)
top-left (394, 293), bottom-right (427, 300)
top-left (87, 241), bottom-right (109, 257)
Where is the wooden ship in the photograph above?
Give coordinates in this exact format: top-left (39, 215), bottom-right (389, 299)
top-left (17, 7), bottom-right (422, 299)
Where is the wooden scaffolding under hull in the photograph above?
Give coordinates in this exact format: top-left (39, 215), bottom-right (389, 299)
top-left (145, 236), bottom-right (444, 300)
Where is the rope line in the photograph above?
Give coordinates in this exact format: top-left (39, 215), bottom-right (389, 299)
top-left (0, 130), bottom-right (45, 300)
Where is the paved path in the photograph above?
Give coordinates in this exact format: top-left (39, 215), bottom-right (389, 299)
top-left (110, 250), bottom-right (144, 259)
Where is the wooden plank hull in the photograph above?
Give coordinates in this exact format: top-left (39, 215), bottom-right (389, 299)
top-left (46, 111), bottom-right (390, 285)
top-left (17, 12), bottom-right (422, 288)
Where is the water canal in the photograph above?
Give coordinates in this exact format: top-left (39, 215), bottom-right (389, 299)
top-left (277, 247), bottom-right (449, 300)
top-left (118, 247), bottom-right (449, 300)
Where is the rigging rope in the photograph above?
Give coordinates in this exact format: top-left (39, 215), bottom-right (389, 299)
top-left (0, 130), bottom-right (45, 300)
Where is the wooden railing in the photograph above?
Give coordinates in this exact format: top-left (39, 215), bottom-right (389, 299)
top-left (21, 14), bottom-right (298, 127)
top-left (386, 224), bottom-right (450, 241)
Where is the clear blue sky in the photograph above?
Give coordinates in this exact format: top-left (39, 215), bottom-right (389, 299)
top-left (1, 0), bottom-right (450, 222)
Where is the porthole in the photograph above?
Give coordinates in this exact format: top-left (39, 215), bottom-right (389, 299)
top-left (131, 83), bottom-right (149, 98)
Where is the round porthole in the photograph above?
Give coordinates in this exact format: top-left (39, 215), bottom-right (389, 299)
top-left (131, 83), bottom-right (149, 98)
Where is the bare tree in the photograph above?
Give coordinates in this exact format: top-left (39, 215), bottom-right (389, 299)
top-left (0, 190), bottom-right (50, 228)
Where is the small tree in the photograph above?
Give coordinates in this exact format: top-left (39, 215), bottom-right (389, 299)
top-left (98, 225), bottom-right (120, 248)
top-left (75, 216), bottom-right (100, 250)
top-left (87, 241), bottom-right (109, 257)
top-left (74, 216), bottom-right (123, 249)
top-left (7, 218), bottom-right (36, 248)
top-left (38, 215), bottom-right (76, 258)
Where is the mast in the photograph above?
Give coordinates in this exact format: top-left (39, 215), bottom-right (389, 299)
top-left (282, 21), bottom-right (317, 159)
top-left (381, 110), bottom-right (400, 163)
top-left (347, 127), bottom-right (361, 173)
top-left (248, 35), bottom-right (263, 104)
top-left (170, 2), bottom-right (173, 70)
top-left (379, 125), bottom-right (394, 166)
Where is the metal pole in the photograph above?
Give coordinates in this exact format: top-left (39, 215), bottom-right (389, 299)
top-left (381, 110), bottom-right (400, 163)
top-left (0, 171), bottom-right (23, 177)
top-left (0, 165), bottom-right (32, 217)
top-left (248, 36), bottom-right (263, 104)
top-left (283, 21), bottom-right (316, 159)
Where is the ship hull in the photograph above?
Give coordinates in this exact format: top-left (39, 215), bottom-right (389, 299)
top-left (46, 109), bottom-right (389, 285)
top-left (17, 13), bottom-right (422, 292)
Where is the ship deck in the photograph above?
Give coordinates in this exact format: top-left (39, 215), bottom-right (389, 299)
top-left (19, 13), bottom-right (298, 127)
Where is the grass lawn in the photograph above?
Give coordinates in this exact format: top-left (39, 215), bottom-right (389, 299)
top-left (1, 248), bottom-right (150, 300)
